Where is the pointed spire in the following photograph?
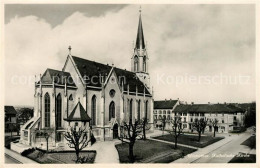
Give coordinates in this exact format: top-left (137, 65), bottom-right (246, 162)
top-left (135, 7), bottom-right (145, 49)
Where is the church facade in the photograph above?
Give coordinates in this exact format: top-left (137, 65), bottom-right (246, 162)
top-left (18, 11), bottom-right (154, 148)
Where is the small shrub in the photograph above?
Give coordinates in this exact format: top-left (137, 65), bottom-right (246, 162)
top-left (21, 148), bottom-right (35, 156)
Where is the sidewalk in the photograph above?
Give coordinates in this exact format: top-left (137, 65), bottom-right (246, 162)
top-left (5, 148), bottom-right (38, 164)
top-left (172, 131), bottom-right (252, 163)
top-left (87, 140), bottom-right (120, 163)
top-left (150, 137), bottom-right (198, 150)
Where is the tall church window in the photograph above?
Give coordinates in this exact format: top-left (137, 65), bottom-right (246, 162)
top-left (44, 93), bottom-right (50, 127)
top-left (137, 100), bottom-right (141, 121)
top-left (143, 56), bottom-right (147, 72)
top-left (134, 56), bottom-right (138, 72)
top-left (56, 94), bottom-right (62, 128)
top-left (109, 101), bottom-right (115, 121)
top-left (129, 99), bottom-right (133, 121)
top-left (91, 95), bottom-right (96, 125)
top-left (145, 100), bottom-right (148, 119)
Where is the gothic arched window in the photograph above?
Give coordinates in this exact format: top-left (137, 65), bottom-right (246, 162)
top-left (56, 94), bottom-right (62, 128)
top-left (91, 95), bottom-right (96, 125)
top-left (143, 56), bottom-right (147, 72)
top-left (134, 56), bottom-right (138, 72)
top-left (109, 101), bottom-right (115, 121)
top-left (137, 100), bottom-right (141, 121)
top-left (69, 94), bottom-right (73, 101)
top-left (129, 99), bottom-right (133, 122)
top-left (145, 100), bottom-right (148, 119)
top-left (44, 93), bottom-right (50, 127)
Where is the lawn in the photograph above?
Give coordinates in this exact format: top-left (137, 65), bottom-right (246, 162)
top-left (153, 134), bottom-right (224, 148)
top-left (229, 153), bottom-right (256, 163)
top-left (22, 148), bottom-right (96, 164)
top-left (115, 139), bottom-right (196, 163)
top-left (241, 136), bottom-right (256, 149)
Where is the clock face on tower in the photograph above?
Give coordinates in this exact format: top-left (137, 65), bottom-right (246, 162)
top-left (109, 89), bottom-right (116, 98)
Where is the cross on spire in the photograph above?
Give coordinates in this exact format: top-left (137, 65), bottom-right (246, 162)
top-left (68, 46), bottom-right (72, 55)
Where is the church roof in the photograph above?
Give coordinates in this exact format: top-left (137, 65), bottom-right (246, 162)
top-left (39, 68), bottom-right (76, 87)
top-left (154, 100), bottom-right (179, 109)
top-left (135, 13), bottom-right (145, 49)
top-left (64, 101), bottom-right (91, 122)
top-left (174, 104), bottom-right (245, 114)
top-left (71, 56), bottom-right (151, 95)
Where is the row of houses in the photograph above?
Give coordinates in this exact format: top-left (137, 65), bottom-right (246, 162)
top-left (153, 99), bottom-right (246, 133)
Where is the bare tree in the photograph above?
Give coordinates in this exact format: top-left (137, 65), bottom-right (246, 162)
top-left (118, 120), bottom-right (144, 163)
top-left (168, 113), bottom-right (184, 149)
top-left (140, 117), bottom-right (151, 140)
top-left (64, 125), bottom-right (91, 162)
top-left (209, 119), bottom-right (218, 137)
top-left (35, 128), bottom-right (54, 153)
top-left (161, 116), bottom-right (167, 135)
top-left (192, 118), bottom-right (208, 142)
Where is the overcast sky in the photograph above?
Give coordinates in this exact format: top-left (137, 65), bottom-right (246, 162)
top-left (4, 4), bottom-right (255, 106)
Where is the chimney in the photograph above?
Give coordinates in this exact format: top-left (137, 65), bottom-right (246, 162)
top-left (208, 102), bottom-right (210, 104)
top-left (224, 102), bottom-right (226, 105)
top-left (185, 101), bottom-right (187, 105)
top-left (191, 102), bottom-right (194, 105)
top-left (170, 98), bottom-right (172, 101)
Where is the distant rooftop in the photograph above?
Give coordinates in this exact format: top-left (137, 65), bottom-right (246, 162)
top-left (5, 106), bottom-right (17, 115)
top-left (174, 103), bottom-right (244, 114)
top-left (154, 100), bottom-right (178, 109)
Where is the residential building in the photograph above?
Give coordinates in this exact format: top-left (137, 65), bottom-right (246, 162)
top-left (5, 106), bottom-right (18, 132)
top-left (173, 103), bottom-right (245, 133)
top-left (153, 99), bottom-right (179, 130)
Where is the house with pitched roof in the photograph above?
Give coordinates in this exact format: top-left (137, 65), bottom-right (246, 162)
top-left (5, 106), bottom-right (18, 132)
top-left (18, 10), bottom-right (154, 148)
top-left (173, 103), bottom-right (245, 133)
top-left (153, 99), bottom-right (179, 129)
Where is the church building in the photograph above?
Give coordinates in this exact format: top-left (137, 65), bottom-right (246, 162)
top-left (18, 10), bottom-right (154, 148)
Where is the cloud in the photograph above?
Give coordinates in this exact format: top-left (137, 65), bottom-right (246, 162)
top-left (5, 4), bottom-right (255, 105)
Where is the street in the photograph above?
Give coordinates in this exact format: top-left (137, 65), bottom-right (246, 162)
top-left (192, 129), bottom-right (255, 163)
top-left (5, 154), bottom-right (22, 164)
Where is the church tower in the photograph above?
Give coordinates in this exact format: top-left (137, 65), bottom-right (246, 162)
top-left (131, 8), bottom-right (150, 89)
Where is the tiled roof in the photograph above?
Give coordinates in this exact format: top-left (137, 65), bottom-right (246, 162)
top-left (5, 106), bottom-right (17, 115)
top-left (64, 101), bottom-right (91, 122)
top-left (71, 56), bottom-right (150, 95)
top-left (154, 100), bottom-right (178, 109)
top-left (39, 68), bottom-right (76, 87)
top-left (174, 104), bottom-right (245, 114)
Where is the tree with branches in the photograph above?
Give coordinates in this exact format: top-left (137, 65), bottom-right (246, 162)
top-left (140, 117), bottom-right (151, 140)
top-left (118, 119), bottom-right (144, 163)
top-left (64, 125), bottom-right (91, 162)
top-left (161, 116), bottom-right (167, 135)
top-left (192, 118), bottom-right (208, 142)
top-left (209, 118), bottom-right (218, 137)
top-left (168, 113), bottom-right (184, 148)
top-left (35, 128), bottom-right (54, 153)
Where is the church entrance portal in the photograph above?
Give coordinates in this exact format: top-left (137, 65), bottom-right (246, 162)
top-left (113, 124), bottom-right (118, 139)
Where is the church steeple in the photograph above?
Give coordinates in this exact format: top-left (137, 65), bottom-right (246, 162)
top-left (135, 9), bottom-right (145, 49)
top-left (131, 7), bottom-right (150, 89)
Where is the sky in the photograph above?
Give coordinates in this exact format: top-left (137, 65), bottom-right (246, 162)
top-left (4, 4), bottom-right (255, 106)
